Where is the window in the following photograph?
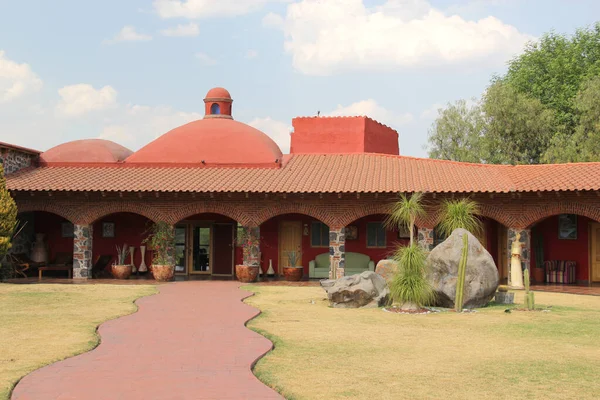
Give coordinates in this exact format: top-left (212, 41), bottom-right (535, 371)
top-left (366, 222), bottom-right (386, 248)
top-left (311, 222), bottom-right (329, 247)
top-left (210, 103), bottom-right (220, 114)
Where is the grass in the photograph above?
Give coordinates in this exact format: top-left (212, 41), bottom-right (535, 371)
top-left (245, 286), bottom-right (600, 400)
top-left (0, 283), bottom-right (157, 399)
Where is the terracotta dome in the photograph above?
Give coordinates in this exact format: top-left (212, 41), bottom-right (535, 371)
top-left (205, 87), bottom-right (231, 99)
top-left (126, 119), bottom-right (283, 166)
top-left (40, 139), bottom-right (133, 165)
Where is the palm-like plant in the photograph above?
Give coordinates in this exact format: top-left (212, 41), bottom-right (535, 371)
top-left (389, 244), bottom-right (435, 309)
top-left (386, 192), bottom-right (435, 310)
top-left (437, 198), bottom-right (482, 238)
top-left (437, 198), bottom-right (482, 312)
top-left (385, 192), bottom-right (426, 246)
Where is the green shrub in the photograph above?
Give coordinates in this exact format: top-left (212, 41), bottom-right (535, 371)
top-left (389, 244), bottom-right (435, 309)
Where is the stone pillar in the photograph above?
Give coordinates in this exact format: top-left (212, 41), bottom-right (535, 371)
top-left (329, 227), bottom-right (345, 279)
top-left (73, 224), bottom-right (93, 279)
top-left (242, 226), bottom-right (260, 266)
top-left (417, 227), bottom-right (435, 251)
top-left (507, 228), bottom-right (530, 286)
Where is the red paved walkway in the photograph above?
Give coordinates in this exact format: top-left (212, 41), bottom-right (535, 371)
top-left (12, 281), bottom-right (282, 400)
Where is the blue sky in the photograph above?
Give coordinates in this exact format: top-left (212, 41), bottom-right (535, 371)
top-left (1, 0), bottom-right (599, 157)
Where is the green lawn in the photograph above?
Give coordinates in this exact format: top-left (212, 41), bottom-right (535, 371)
top-left (0, 283), bottom-right (157, 399)
top-left (245, 286), bottom-right (600, 400)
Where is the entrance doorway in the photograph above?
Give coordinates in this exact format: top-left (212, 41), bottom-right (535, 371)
top-left (174, 222), bottom-right (234, 276)
top-left (279, 220), bottom-right (302, 275)
top-left (591, 223), bottom-right (600, 283)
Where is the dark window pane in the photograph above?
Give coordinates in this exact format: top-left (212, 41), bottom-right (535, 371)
top-left (367, 223), bottom-right (377, 247)
top-left (377, 223), bottom-right (386, 247)
top-left (311, 222), bottom-right (321, 246)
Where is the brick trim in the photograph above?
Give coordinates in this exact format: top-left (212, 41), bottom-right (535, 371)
top-left (523, 202), bottom-right (600, 228)
top-left (167, 201), bottom-right (251, 225)
top-left (253, 202), bottom-right (338, 227)
top-left (16, 201), bottom-right (79, 224)
top-left (79, 202), bottom-right (166, 224)
top-left (337, 202), bottom-right (392, 227)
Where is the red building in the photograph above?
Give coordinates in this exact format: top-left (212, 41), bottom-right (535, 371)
top-left (4, 87), bottom-right (600, 285)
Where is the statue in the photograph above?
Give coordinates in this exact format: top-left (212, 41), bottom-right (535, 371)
top-left (510, 232), bottom-right (524, 289)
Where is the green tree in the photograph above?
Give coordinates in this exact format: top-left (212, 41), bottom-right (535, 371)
top-left (428, 23), bottom-right (600, 164)
top-left (385, 192), bottom-right (425, 246)
top-left (482, 82), bottom-right (555, 164)
top-left (427, 99), bottom-right (486, 163)
top-left (503, 24), bottom-right (600, 131)
top-left (543, 76), bottom-right (600, 163)
top-left (0, 164), bottom-right (17, 257)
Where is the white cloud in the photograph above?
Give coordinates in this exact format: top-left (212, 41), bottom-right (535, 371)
top-left (419, 102), bottom-right (445, 120)
top-left (160, 22), bottom-right (199, 37)
top-left (272, 0), bottom-right (534, 75)
top-left (246, 49), bottom-right (259, 59)
top-left (327, 99), bottom-right (413, 127)
top-left (262, 12), bottom-right (285, 28)
top-left (195, 52), bottom-right (217, 66)
top-left (0, 51), bottom-right (43, 102)
top-left (247, 117), bottom-right (292, 153)
top-left (104, 26), bottom-right (152, 43)
top-left (153, 0), bottom-right (281, 19)
top-left (56, 84), bottom-right (118, 117)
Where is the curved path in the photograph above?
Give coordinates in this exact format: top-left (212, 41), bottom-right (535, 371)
top-left (12, 281), bottom-right (282, 400)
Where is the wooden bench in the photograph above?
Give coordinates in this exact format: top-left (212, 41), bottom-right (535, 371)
top-left (38, 266), bottom-right (73, 279)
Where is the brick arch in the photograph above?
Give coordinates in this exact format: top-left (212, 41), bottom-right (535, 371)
top-left (253, 203), bottom-right (337, 227)
top-left (16, 202), bottom-right (79, 224)
top-left (167, 202), bottom-right (252, 226)
top-left (79, 202), bottom-right (166, 225)
top-left (523, 202), bottom-right (600, 228)
top-left (416, 203), bottom-right (516, 228)
top-left (337, 203), bottom-right (393, 227)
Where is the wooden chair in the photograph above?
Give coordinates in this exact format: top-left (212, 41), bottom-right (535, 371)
top-left (92, 254), bottom-right (114, 279)
top-left (7, 253), bottom-right (45, 278)
top-left (38, 252), bottom-right (74, 279)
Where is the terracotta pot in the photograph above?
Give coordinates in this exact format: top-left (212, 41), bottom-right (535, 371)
top-left (533, 267), bottom-right (545, 283)
top-left (111, 264), bottom-right (133, 280)
top-left (236, 265), bottom-right (259, 283)
top-left (151, 264), bottom-right (174, 282)
top-left (283, 266), bottom-right (303, 282)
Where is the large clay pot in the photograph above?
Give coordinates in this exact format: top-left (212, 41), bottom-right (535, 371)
top-left (283, 266), bottom-right (303, 282)
top-left (533, 267), bottom-right (545, 283)
top-left (151, 264), bottom-right (174, 282)
top-left (236, 265), bottom-right (259, 283)
top-left (111, 264), bottom-right (133, 280)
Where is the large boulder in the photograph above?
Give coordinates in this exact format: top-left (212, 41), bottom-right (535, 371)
top-left (320, 271), bottom-right (389, 308)
top-left (375, 259), bottom-right (398, 282)
top-left (426, 228), bottom-right (499, 308)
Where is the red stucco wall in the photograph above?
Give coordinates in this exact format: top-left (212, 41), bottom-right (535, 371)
top-left (93, 213), bottom-right (152, 268)
top-left (290, 117), bottom-right (399, 155)
top-left (530, 215), bottom-right (590, 281)
top-left (35, 212), bottom-right (73, 262)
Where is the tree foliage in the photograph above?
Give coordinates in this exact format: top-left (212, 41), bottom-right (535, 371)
top-left (385, 192), bottom-right (425, 246)
top-left (437, 198), bottom-right (482, 238)
top-left (389, 244), bottom-right (435, 309)
top-left (428, 23), bottom-right (600, 164)
top-left (0, 164), bottom-right (17, 257)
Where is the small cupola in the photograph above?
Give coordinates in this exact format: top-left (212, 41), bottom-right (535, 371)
top-left (204, 87), bottom-right (233, 119)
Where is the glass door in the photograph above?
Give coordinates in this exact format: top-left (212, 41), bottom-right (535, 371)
top-left (191, 226), bottom-right (211, 274)
top-left (174, 225), bottom-right (188, 274)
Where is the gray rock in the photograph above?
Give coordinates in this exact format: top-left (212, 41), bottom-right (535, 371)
top-left (320, 271), bottom-right (389, 308)
top-left (375, 259), bottom-right (398, 282)
top-left (426, 228), bottom-right (499, 309)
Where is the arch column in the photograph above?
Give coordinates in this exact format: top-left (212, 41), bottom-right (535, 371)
top-left (329, 226), bottom-right (345, 279)
top-left (507, 228), bottom-right (530, 286)
top-left (73, 224), bottom-right (93, 279)
top-left (417, 227), bottom-right (435, 251)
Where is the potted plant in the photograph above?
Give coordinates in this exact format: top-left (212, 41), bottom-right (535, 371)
top-left (144, 221), bottom-right (175, 282)
top-left (111, 244), bottom-right (132, 279)
top-left (283, 249), bottom-right (303, 281)
top-left (235, 226), bottom-right (260, 283)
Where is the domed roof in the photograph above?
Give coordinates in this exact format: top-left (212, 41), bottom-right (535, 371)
top-left (125, 118), bottom-right (283, 166)
top-left (40, 139), bottom-right (133, 165)
top-left (205, 87), bottom-right (231, 99)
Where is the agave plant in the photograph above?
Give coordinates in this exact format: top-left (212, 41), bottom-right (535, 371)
top-left (115, 244), bottom-right (131, 265)
top-left (388, 244), bottom-right (435, 310)
top-left (385, 192), bottom-right (426, 246)
top-left (286, 248), bottom-right (302, 268)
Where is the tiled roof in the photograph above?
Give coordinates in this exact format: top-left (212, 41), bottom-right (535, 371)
top-left (6, 153), bottom-right (600, 194)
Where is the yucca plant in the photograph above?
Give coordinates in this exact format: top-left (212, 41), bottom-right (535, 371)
top-left (385, 192), bottom-right (426, 246)
top-left (115, 244), bottom-right (131, 265)
top-left (389, 244), bottom-right (435, 310)
top-left (438, 198), bottom-right (482, 312)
